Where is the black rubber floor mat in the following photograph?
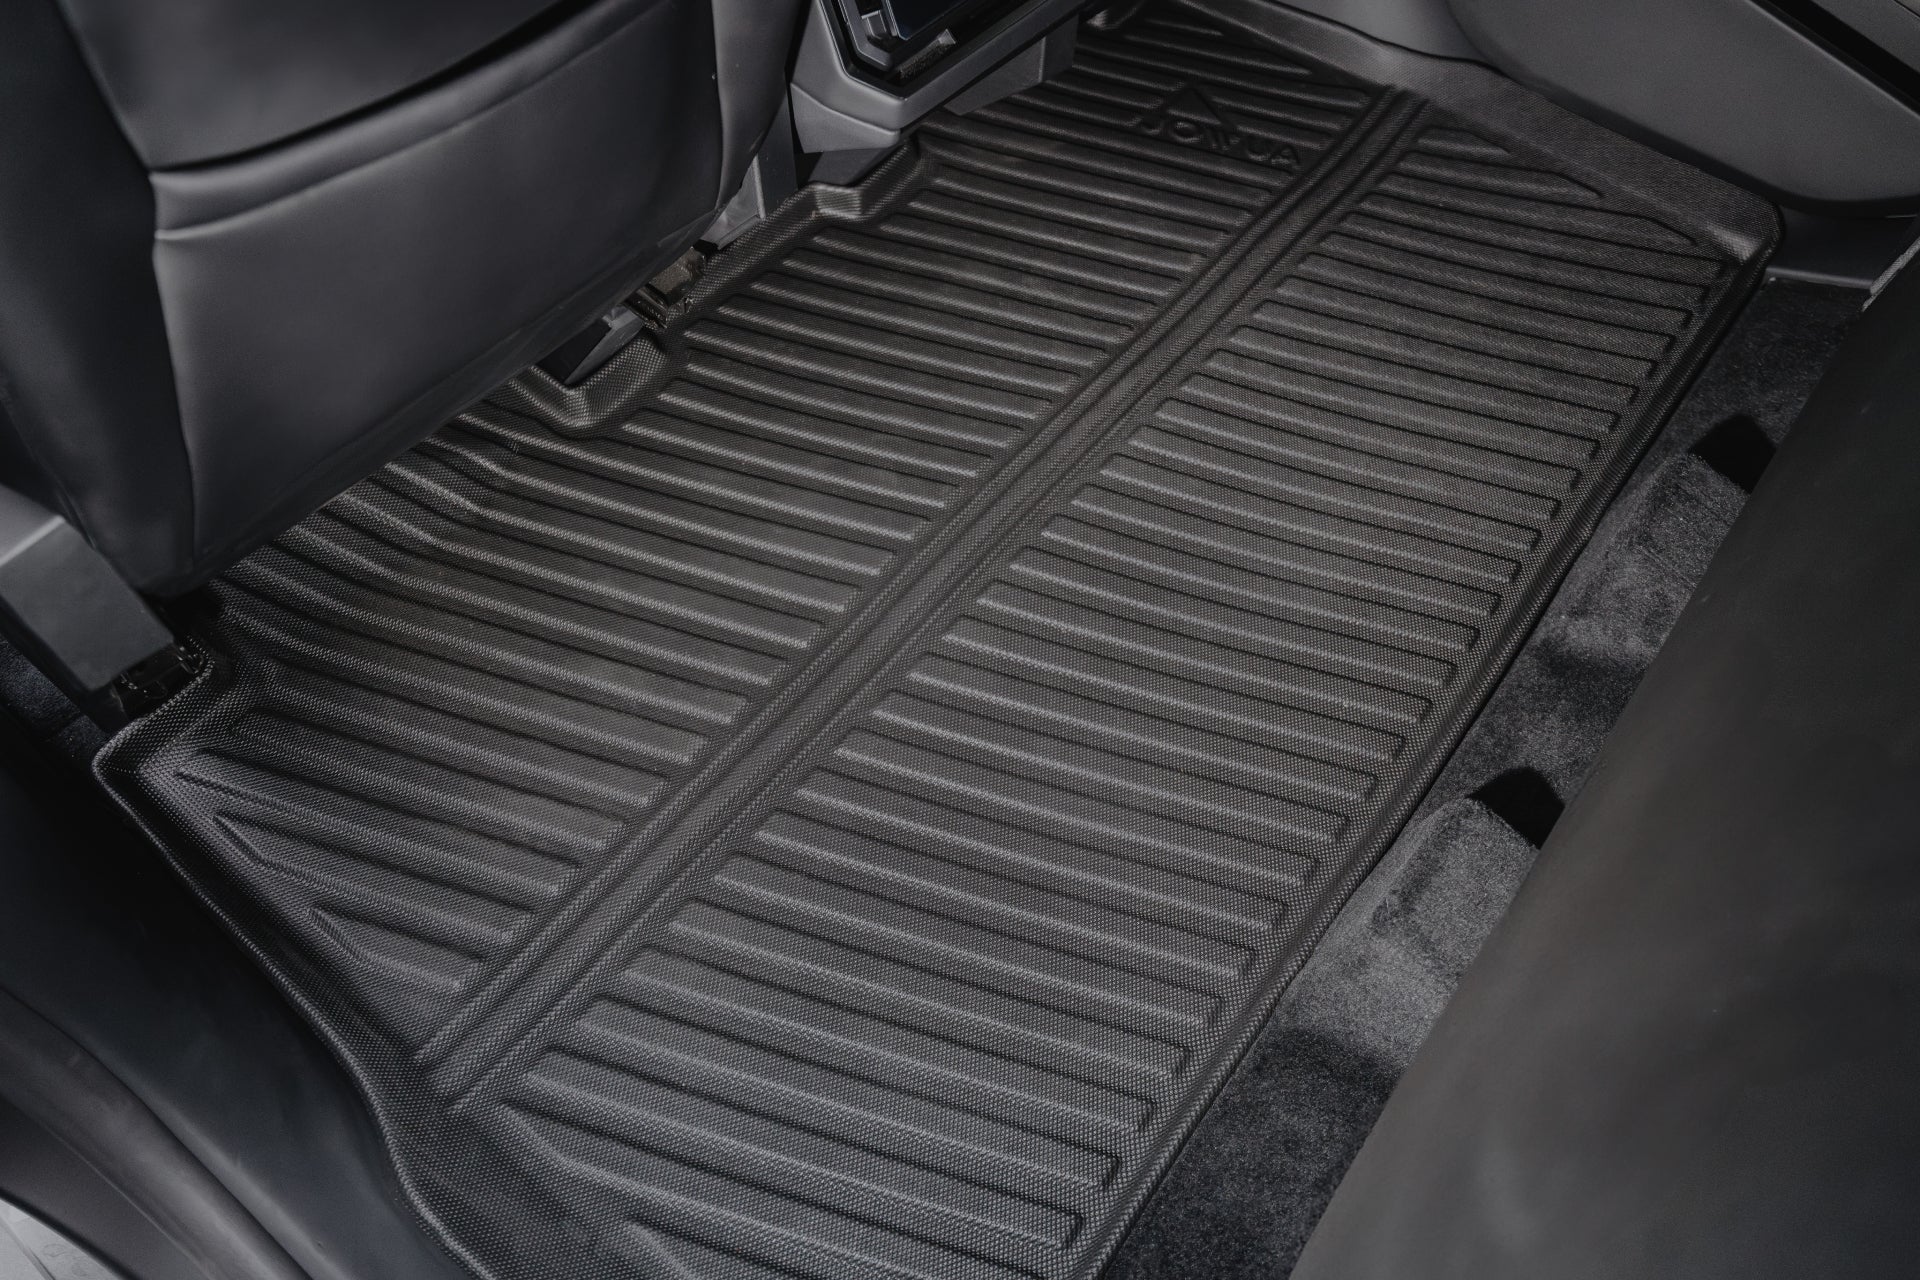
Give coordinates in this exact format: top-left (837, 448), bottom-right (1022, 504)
top-left (100, 5), bottom-right (1773, 1278)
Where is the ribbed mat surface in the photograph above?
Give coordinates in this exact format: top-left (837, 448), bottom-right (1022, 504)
top-left (101, 6), bottom-right (1773, 1278)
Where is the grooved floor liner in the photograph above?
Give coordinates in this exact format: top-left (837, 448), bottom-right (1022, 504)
top-left (100, 6), bottom-right (1773, 1279)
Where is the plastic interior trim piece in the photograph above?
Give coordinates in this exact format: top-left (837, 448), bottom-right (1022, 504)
top-left (1449, 0), bottom-right (1920, 211)
top-left (0, 487), bottom-right (170, 697)
top-left (791, 0), bottom-right (1085, 152)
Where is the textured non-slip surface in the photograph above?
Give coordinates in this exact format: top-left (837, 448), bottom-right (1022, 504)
top-left (100, 7), bottom-right (1772, 1279)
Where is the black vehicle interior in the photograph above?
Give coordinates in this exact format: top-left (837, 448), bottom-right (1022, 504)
top-left (2, 0), bottom-right (1918, 1277)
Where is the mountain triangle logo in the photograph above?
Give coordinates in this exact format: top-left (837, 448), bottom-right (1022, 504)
top-left (1135, 82), bottom-right (1300, 171)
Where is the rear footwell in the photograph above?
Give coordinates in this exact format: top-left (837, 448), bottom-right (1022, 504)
top-left (100, 5), bottom-right (1773, 1278)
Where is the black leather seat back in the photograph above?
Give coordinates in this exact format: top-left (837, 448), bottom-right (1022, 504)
top-left (0, 0), bottom-right (800, 596)
top-left (53, 0), bottom-right (564, 166)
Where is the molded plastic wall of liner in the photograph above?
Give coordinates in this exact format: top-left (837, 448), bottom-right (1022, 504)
top-left (1, 1095), bottom-right (214, 1280)
top-left (1449, 0), bottom-right (1920, 211)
